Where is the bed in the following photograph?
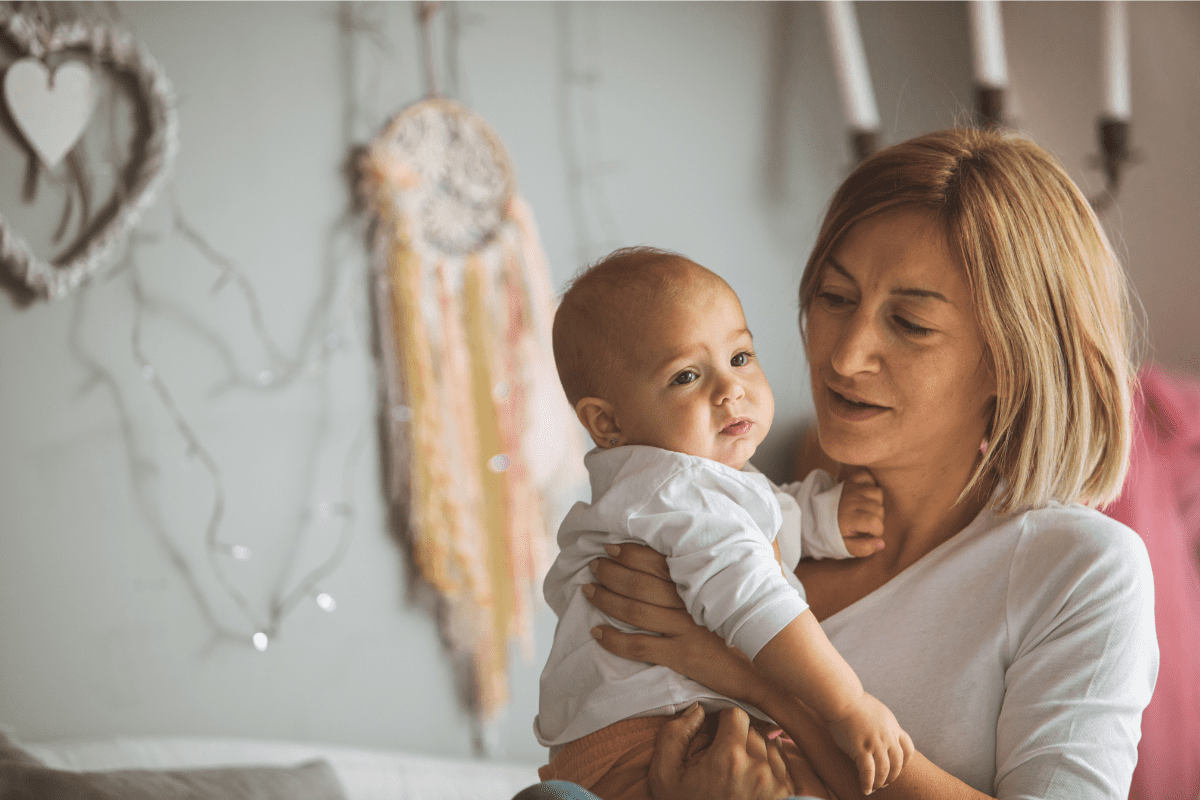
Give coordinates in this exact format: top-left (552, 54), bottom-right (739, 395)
top-left (2, 730), bottom-right (541, 800)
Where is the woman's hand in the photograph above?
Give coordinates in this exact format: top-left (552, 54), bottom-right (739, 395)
top-left (650, 704), bottom-right (831, 800)
top-left (585, 543), bottom-right (763, 704)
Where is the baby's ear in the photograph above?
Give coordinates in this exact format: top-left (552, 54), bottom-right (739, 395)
top-left (575, 397), bottom-right (622, 448)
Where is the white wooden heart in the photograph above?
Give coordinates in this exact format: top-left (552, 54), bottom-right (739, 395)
top-left (0, 10), bottom-right (177, 301)
top-left (4, 57), bottom-right (96, 169)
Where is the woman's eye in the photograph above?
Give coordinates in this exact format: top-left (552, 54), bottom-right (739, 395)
top-left (671, 370), bottom-right (698, 385)
top-left (817, 291), bottom-right (853, 308)
top-left (895, 316), bottom-right (932, 335)
top-left (730, 352), bottom-right (752, 367)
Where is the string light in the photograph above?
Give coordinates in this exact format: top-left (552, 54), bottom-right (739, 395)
top-left (224, 544), bottom-right (253, 561)
top-left (556, 3), bottom-right (624, 265)
top-left (53, 0), bottom-right (390, 651)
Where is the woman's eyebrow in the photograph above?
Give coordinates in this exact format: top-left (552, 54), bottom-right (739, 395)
top-left (827, 256), bottom-right (950, 303)
top-left (893, 287), bottom-right (950, 303)
top-left (825, 256), bottom-right (858, 284)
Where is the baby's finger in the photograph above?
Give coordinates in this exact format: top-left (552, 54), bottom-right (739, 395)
top-left (847, 508), bottom-right (884, 538)
top-left (857, 752), bottom-right (876, 796)
top-left (886, 739), bottom-right (904, 788)
top-left (603, 542), bottom-right (672, 581)
top-left (590, 557), bottom-right (685, 609)
top-left (842, 467), bottom-right (878, 488)
top-left (874, 748), bottom-right (890, 793)
top-left (844, 534), bottom-right (885, 557)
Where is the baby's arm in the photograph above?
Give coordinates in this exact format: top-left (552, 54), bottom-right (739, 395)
top-left (753, 610), bottom-right (913, 795)
top-left (838, 468), bottom-right (886, 557)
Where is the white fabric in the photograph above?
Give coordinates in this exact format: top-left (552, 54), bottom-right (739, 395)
top-left (783, 487), bottom-right (1159, 800)
top-left (536, 445), bottom-right (848, 747)
top-left (23, 735), bottom-right (540, 800)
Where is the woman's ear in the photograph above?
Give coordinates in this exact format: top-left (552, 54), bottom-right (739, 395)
top-left (575, 397), bottom-right (622, 448)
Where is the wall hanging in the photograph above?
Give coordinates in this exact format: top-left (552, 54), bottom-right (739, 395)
top-left (360, 95), bottom-right (582, 723)
top-left (0, 5), bottom-right (177, 301)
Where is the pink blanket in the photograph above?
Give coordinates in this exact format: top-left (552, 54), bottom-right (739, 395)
top-left (1102, 365), bottom-right (1200, 799)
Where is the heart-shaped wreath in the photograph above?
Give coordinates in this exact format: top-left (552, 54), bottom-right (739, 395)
top-left (0, 8), bottom-right (177, 301)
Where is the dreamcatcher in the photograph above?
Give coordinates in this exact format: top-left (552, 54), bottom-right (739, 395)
top-left (360, 96), bottom-right (583, 720)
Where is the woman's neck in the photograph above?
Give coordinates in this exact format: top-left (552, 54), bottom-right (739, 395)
top-left (868, 455), bottom-right (994, 574)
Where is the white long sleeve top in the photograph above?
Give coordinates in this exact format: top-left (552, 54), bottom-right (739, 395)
top-left (792, 485), bottom-right (1159, 799)
top-left (535, 445), bottom-right (848, 747)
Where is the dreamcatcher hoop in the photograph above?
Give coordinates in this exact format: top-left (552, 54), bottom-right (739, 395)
top-left (361, 97), bottom-right (577, 722)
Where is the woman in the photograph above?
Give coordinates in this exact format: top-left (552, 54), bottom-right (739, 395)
top-left (518, 126), bottom-right (1156, 800)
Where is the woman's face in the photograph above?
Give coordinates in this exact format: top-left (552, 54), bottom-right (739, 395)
top-left (805, 208), bottom-right (996, 478)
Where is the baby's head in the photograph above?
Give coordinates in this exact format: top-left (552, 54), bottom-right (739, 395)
top-left (552, 246), bottom-right (774, 470)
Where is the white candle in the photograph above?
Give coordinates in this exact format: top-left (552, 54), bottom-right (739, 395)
top-left (967, 0), bottom-right (1008, 88)
top-left (1103, 1), bottom-right (1131, 119)
top-left (823, 0), bottom-right (880, 131)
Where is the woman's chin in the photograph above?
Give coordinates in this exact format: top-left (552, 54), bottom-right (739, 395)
top-left (816, 427), bottom-right (885, 469)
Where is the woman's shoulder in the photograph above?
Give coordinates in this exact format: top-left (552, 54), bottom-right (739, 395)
top-left (997, 503), bottom-right (1153, 623)
top-left (1006, 502), bottom-right (1149, 566)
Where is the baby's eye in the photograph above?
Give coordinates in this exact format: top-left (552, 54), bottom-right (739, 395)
top-left (671, 370), bottom-right (699, 386)
top-left (730, 351), bottom-right (753, 367)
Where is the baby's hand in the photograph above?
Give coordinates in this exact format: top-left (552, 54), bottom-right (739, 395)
top-left (828, 693), bottom-right (914, 795)
top-left (838, 468), bottom-right (885, 557)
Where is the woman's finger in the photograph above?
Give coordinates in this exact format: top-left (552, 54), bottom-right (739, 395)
top-left (586, 582), bottom-right (695, 634)
top-left (744, 724), bottom-right (769, 764)
top-left (711, 707), bottom-right (752, 755)
top-left (649, 703), bottom-right (706, 800)
top-left (590, 623), bottom-right (686, 670)
top-left (603, 542), bottom-right (673, 580)
top-left (591, 557), bottom-right (685, 609)
top-left (765, 737), bottom-right (794, 795)
top-left (777, 742), bottom-right (830, 800)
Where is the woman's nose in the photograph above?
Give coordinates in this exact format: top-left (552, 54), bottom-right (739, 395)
top-left (829, 311), bottom-right (882, 376)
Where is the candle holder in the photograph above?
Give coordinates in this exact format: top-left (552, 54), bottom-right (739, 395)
top-left (976, 85), bottom-right (1005, 128)
top-left (851, 128), bottom-right (879, 164)
top-left (1090, 116), bottom-right (1135, 211)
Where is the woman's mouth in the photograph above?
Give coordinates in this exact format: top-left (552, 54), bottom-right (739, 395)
top-left (827, 387), bottom-right (889, 421)
top-left (721, 419), bottom-right (753, 436)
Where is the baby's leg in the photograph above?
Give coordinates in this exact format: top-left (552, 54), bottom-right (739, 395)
top-left (538, 717), bottom-right (664, 800)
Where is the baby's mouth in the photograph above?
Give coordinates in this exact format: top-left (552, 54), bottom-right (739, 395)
top-left (721, 419), bottom-right (753, 435)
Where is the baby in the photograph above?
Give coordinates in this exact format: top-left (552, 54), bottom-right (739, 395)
top-left (535, 247), bottom-right (912, 797)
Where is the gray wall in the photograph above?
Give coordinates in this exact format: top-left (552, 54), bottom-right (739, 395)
top-left (0, 2), bottom-right (1194, 766)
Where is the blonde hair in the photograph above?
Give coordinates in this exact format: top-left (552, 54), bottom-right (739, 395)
top-left (799, 128), bottom-right (1137, 513)
top-left (553, 247), bottom-right (727, 406)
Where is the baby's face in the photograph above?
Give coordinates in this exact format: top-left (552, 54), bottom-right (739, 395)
top-left (610, 282), bottom-right (774, 470)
